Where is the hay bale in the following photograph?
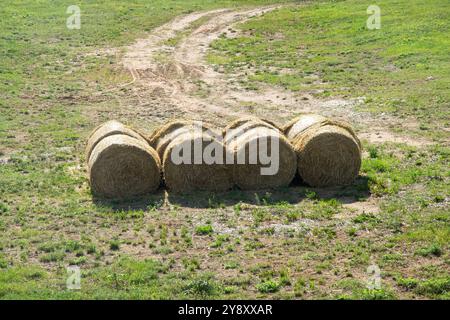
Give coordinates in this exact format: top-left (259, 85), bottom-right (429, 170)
top-left (283, 114), bottom-right (361, 187)
top-left (224, 117), bottom-right (297, 190)
top-left (88, 134), bottom-right (161, 198)
top-left (86, 120), bottom-right (147, 161)
top-left (151, 121), bottom-right (233, 193)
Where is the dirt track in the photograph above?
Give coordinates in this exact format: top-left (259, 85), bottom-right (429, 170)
top-left (118, 6), bottom-right (431, 147)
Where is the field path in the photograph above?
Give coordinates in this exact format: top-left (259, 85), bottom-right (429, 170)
top-left (123, 6), bottom-right (291, 122)
top-left (121, 6), bottom-right (431, 146)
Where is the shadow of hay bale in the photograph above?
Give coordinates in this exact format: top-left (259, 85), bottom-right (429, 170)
top-left (166, 175), bottom-right (370, 208)
top-left (91, 176), bottom-right (370, 210)
top-left (92, 190), bottom-right (165, 212)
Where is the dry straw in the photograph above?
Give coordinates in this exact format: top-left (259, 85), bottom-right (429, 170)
top-left (149, 120), bottom-right (233, 193)
top-left (85, 120), bottom-right (147, 161)
top-left (88, 134), bottom-right (161, 199)
top-left (283, 114), bottom-right (361, 187)
top-left (224, 117), bottom-right (297, 190)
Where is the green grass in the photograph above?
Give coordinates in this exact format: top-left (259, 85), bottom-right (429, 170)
top-left (0, 0), bottom-right (449, 300)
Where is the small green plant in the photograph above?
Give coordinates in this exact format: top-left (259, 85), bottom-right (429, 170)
top-left (0, 202), bottom-right (9, 214)
top-left (368, 145), bottom-right (379, 158)
top-left (415, 243), bottom-right (442, 257)
top-left (211, 234), bottom-right (229, 248)
top-left (294, 278), bottom-right (307, 297)
top-left (305, 189), bottom-right (317, 200)
top-left (39, 251), bottom-right (65, 263)
top-left (224, 261), bottom-right (239, 269)
top-left (353, 213), bottom-right (380, 225)
top-left (359, 288), bottom-right (396, 300)
top-left (182, 258), bottom-right (201, 271)
top-left (109, 240), bottom-right (120, 251)
top-left (183, 277), bottom-right (217, 296)
top-left (285, 210), bottom-right (300, 222)
top-left (195, 225), bottom-right (214, 235)
top-left (396, 277), bottom-right (418, 290)
top-left (256, 280), bottom-right (280, 293)
top-left (0, 254), bottom-right (9, 268)
top-left (86, 244), bottom-right (97, 254)
top-left (415, 277), bottom-right (450, 297)
top-left (347, 227), bottom-right (358, 237)
top-left (279, 269), bottom-right (291, 286)
top-left (65, 240), bottom-right (82, 253)
top-left (233, 202), bottom-right (242, 215)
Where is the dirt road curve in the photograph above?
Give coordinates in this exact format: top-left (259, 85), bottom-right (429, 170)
top-left (121, 6), bottom-right (431, 146)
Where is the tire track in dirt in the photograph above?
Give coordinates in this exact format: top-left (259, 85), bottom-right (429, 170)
top-left (122, 5), bottom-right (358, 124)
top-left (123, 7), bottom-right (280, 122)
top-left (121, 6), bottom-right (432, 147)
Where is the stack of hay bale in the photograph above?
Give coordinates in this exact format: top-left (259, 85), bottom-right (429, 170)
top-left (86, 115), bottom-right (361, 198)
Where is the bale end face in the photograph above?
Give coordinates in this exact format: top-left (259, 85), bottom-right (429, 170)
top-left (294, 125), bottom-right (361, 187)
top-left (162, 134), bottom-right (233, 193)
top-left (89, 135), bottom-right (161, 199)
top-left (225, 118), bottom-right (297, 190)
top-left (230, 134), bottom-right (297, 190)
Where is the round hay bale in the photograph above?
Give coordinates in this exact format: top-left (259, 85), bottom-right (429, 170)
top-left (224, 117), bottom-right (297, 190)
top-left (88, 134), bottom-right (161, 198)
top-left (284, 114), bottom-right (361, 187)
top-left (86, 120), bottom-right (147, 161)
top-left (153, 121), bottom-right (233, 193)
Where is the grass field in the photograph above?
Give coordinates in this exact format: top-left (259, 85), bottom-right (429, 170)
top-left (0, 0), bottom-right (449, 299)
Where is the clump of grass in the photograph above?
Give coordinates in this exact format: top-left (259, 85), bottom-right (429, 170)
top-left (285, 209), bottom-right (301, 223)
top-left (305, 189), bottom-right (317, 200)
top-left (359, 289), bottom-right (396, 300)
top-left (38, 242), bottom-right (60, 253)
top-left (294, 278), bottom-right (307, 297)
top-left (182, 257), bottom-right (200, 271)
top-left (368, 145), bottom-right (379, 159)
top-left (195, 225), bottom-right (214, 236)
top-left (396, 277), bottom-right (418, 290)
top-left (64, 240), bottom-right (82, 253)
top-left (109, 240), bottom-right (120, 251)
top-left (353, 213), bottom-right (380, 225)
top-left (69, 256), bottom-right (87, 265)
top-left (415, 243), bottom-right (443, 257)
top-left (256, 280), bottom-right (280, 293)
top-left (86, 244), bottom-right (97, 255)
top-left (0, 254), bottom-right (9, 268)
top-left (183, 276), bottom-right (218, 297)
top-left (39, 251), bottom-right (65, 263)
top-left (0, 202), bottom-right (9, 214)
top-left (224, 261), bottom-right (239, 270)
top-left (415, 277), bottom-right (450, 297)
top-left (347, 227), bottom-right (358, 237)
top-left (211, 234), bottom-right (229, 248)
top-left (233, 202), bottom-right (242, 215)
